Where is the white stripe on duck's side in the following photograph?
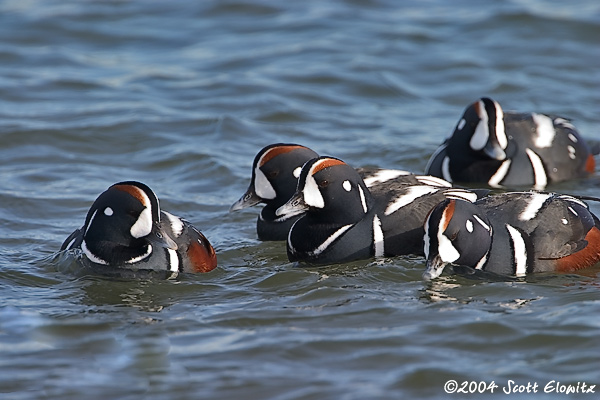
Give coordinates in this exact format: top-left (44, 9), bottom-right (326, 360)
top-left (487, 159), bottom-right (511, 187)
top-left (415, 175), bottom-right (452, 188)
top-left (518, 193), bottom-right (552, 221)
top-left (442, 189), bottom-right (479, 203)
top-left (384, 186), bottom-right (439, 216)
top-left (363, 169), bottom-right (411, 187)
top-left (525, 148), bottom-right (548, 189)
top-left (506, 224), bottom-right (527, 276)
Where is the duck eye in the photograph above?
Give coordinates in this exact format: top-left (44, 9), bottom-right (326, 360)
top-left (318, 180), bottom-right (329, 188)
top-left (268, 170), bottom-right (279, 179)
top-left (450, 231), bottom-right (459, 241)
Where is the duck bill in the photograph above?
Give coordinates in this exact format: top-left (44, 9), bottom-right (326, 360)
top-left (422, 254), bottom-right (448, 280)
top-left (148, 223), bottom-right (179, 250)
top-left (230, 186), bottom-right (262, 212)
top-left (276, 192), bottom-right (308, 218)
top-left (483, 141), bottom-right (506, 161)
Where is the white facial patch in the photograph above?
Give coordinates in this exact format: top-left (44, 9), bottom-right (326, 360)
top-left (506, 224), bottom-right (527, 276)
top-left (254, 167), bottom-right (276, 200)
top-left (362, 169), bottom-right (410, 187)
top-left (343, 180), bottom-right (352, 192)
top-left (373, 215), bottom-right (384, 257)
top-left (437, 209), bottom-right (460, 263)
top-left (457, 118), bottom-right (466, 130)
top-left (303, 173), bottom-right (325, 209)
top-left (561, 218), bottom-right (568, 225)
top-left (532, 113), bottom-right (556, 148)
top-left (293, 166), bottom-right (302, 178)
top-left (488, 159), bottom-right (512, 187)
top-left (466, 219), bottom-right (474, 233)
top-left (130, 206), bottom-right (153, 238)
top-left (162, 211), bottom-right (184, 237)
top-left (493, 100), bottom-right (508, 150)
top-left (384, 186), bottom-right (438, 216)
top-left (470, 100), bottom-right (489, 151)
top-left (525, 148), bottom-right (548, 189)
top-left (104, 207), bottom-right (113, 216)
top-left (519, 193), bottom-right (551, 221)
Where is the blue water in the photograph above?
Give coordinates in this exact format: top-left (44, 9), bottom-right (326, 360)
top-left (1, 1), bottom-right (599, 399)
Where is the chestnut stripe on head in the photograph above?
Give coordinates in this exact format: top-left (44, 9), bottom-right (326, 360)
top-left (113, 184), bottom-right (151, 208)
top-left (309, 157), bottom-right (346, 175)
top-left (258, 145), bottom-right (309, 167)
top-left (440, 199), bottom-right (456, 231)
top-left (437, 200), bottom-right (460, 263)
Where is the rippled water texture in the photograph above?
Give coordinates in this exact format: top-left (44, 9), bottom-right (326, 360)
top-left (1, 1), bottom-right (599, 399)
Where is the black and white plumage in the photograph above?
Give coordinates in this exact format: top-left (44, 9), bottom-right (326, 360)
top-left (276, 156), bottom-right (480, 265)
top-left (425, 97), bottom-right (596, 189)
top-left (423, 191), bottom-right (600, 280)
top-left (230, 143), bottom-right (320, 241)
top-left (230, 143), bottom-right (457, 241)
top-left (62, 181), bottom-right (217, 277)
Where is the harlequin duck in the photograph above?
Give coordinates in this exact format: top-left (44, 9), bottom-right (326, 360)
top-left (230, 143), bottom-right (320, 241)
top-left (231, 143), bottom-right (458, 241)
top-left (425, 97), bottom-right (596, 189)
top-left (276, 156), bottom-right (480, 264)
top-left (61, 181), bottom-right (217, 277)
top-left (423, 191), bottom-right (600, 280)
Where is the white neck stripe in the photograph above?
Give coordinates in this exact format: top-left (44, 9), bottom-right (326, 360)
top-left (309, 224), bottom-right (353, 257)
top-left (373, 215), bottom-right (384, 257)
top-left (82, 240), bottom-right (108, 265)
top-left (506, 224), bottom-right (527, 276)
top-left (525, 148), bottom-right (547, 189)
